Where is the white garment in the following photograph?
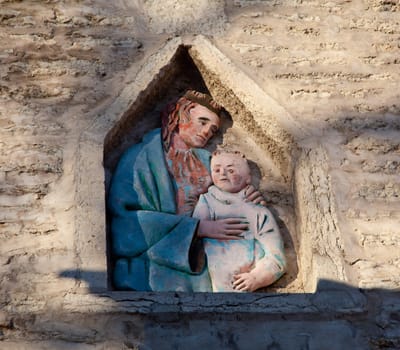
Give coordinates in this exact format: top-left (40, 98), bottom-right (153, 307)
top-left (192, 185), bottom-right (286, 292)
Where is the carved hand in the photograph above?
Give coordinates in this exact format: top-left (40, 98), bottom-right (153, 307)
top-left (232, 272), bottom-right (259, 292)
top-left (197, 218), bottom-right (248, 240)
top-left (244, 185), bottom-right (267, 206)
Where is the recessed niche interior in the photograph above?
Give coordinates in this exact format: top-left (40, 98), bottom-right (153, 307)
top-left (103, 44), bottom-right (302, 293)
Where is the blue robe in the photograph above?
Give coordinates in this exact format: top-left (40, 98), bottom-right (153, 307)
top-left (108, 128), bottom-right (212, 291)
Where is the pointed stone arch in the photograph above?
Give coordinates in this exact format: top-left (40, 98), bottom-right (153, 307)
top-left (75, 35), bottom-right (346, 294)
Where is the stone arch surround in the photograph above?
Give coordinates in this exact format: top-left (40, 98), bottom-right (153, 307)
top-left (76, 35), bottom-right (347, 295)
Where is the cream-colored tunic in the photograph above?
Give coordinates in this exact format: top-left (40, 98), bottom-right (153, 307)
top-left (192, 185), bottom-right (286, 292)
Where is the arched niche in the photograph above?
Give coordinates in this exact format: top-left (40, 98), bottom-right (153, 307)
top-left (76, 35), bottom-right (346, 294)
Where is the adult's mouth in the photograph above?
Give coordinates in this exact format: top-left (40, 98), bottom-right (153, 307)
top-left (196, 135), bottom-right (207, 142)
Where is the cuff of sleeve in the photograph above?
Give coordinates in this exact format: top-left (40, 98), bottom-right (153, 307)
top-left (147, 216), bottom-right (202, 274)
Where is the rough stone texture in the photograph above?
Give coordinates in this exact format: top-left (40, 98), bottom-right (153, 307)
top-left (1, 0), bottom-right (400, 348)
top-left (294, 146), bottom-right (347, 292)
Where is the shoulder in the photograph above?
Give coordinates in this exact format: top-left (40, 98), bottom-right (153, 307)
top-left (252, 203), bottom-right (274, 217)
top-left (193, 148), bottom-right (211, 169)
top-left (119, 129), bottom-right (162, 162)
top-left (142, 128), bottom-right (162, 144)
top-left (241, 198), bottom-right (274, 220)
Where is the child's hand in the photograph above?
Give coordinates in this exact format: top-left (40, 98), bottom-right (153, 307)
top-left (197, 219), bottom-right (248, 240)
top-left (232, 272), bottom-right (258, 292)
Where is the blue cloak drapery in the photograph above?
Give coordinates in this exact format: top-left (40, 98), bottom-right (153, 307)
top-left (108, 128), bottom-right (212, 291)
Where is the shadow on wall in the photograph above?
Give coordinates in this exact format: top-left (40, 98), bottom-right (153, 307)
top-left (55, 272), bottom-right (400, 349)
top-left (58, 269), bottom-right (400, 300)
top-left (59, 269), bottom-right (108, 293)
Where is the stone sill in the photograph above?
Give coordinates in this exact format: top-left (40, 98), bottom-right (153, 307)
top-left (60, 281), bottom-right (366, 316)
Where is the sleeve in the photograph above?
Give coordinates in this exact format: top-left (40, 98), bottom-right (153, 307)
top-left (192, 194), bottom-right (211, 220)
top-left (108, 137), bottom-right (202, 274)
top-left (254, 208), bottom-right (287, 280)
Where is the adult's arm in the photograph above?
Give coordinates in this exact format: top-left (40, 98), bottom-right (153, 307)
top-left (108, 131), bottom-right (203, 274)
top-left (192, 194), bottom-right (248, 240)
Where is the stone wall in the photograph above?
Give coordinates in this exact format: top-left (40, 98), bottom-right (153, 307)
top-left (0, 0), bottom-right (399, 348)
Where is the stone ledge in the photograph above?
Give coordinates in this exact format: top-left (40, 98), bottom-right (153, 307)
top-left (50, 281), bottom-right (367, 316)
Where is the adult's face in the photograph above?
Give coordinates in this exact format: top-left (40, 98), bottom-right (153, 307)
top-left (211, 153), bottom-right (251, 193)
top-left (178, 104), bottom-right (220, 148)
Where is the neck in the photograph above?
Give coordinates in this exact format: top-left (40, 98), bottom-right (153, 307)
top-left (169, 132), bottom-right (190, 151)
top-left (212, 185), bottom-right (247, 197)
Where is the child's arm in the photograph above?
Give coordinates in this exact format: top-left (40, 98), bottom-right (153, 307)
top-left (232, 264), bottom-right (277, 292)
top-left (233, 208), bottom-right (286, 291)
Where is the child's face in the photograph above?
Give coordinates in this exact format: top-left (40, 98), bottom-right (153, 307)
top-left (211, 153), bottom-right (251, 193)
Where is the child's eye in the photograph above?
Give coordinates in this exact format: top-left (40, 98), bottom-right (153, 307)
top-left (228, 169), bottom-right (234, 174)
top-left (214, 169), bottom-right (220, 173)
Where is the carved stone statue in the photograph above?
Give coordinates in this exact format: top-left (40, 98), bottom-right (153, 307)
top-left (193, 150), bottom-right (286, 292)
top-left (108, 90), bottom-right (267, 292)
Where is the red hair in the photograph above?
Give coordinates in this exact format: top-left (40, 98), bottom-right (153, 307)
top-left (161, 90), bottom-right (222, 150)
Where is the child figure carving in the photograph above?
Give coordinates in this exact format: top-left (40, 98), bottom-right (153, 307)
top-left (193, 150), bottom-right (286, 292)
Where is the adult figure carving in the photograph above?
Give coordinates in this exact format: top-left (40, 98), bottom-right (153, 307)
top-left (108, 90), bottom-right (265, 291)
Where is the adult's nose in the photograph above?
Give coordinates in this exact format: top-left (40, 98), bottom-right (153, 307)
top-left (201, 125), bottom-right (212, 138)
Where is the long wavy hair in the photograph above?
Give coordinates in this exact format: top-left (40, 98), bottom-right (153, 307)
top-left (161, 96), bottom-right (195, 150)
top-left (161, 90), bottom-right (223, 151)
